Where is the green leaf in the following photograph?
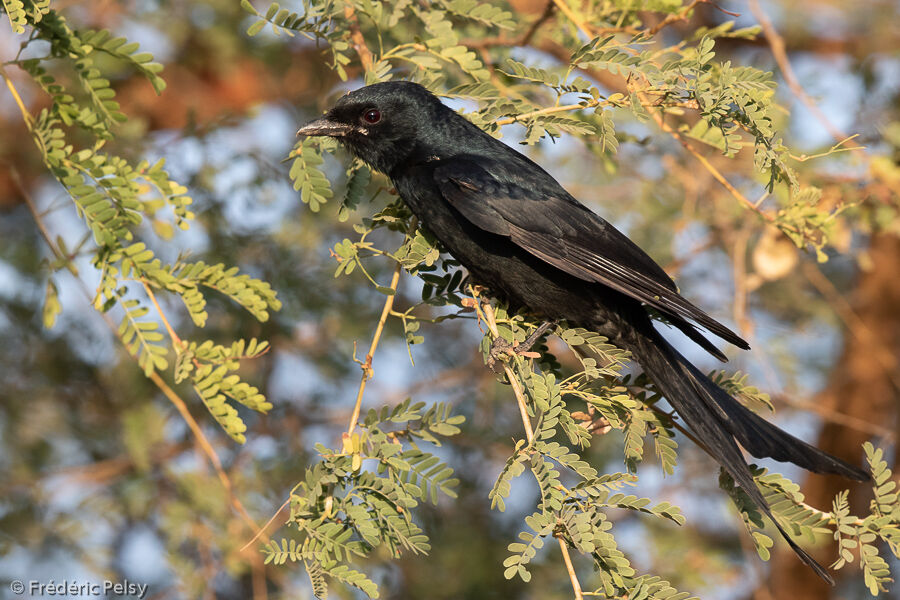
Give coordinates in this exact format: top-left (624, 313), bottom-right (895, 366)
top-left (247, 19), bottom-right (266, 36)
top-left (3, 0), bottom-right (27, 33)
top-left (42, 278), bottom-right (62, 329)
top-left (289, 138), bottom-right (334, 211)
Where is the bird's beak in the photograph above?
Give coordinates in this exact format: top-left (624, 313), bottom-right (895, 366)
top-left (296, 117), bottom-right (353, 138)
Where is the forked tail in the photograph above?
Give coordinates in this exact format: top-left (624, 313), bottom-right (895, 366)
top-left (629, 328), bottom-right (868, 584)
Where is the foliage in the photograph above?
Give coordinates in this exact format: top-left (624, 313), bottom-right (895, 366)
top-left (718, 444), bottom-right (900, 596)
top-left (0, 6), bottom-right (279, 437)
top-left (266, 1), bottom-right (900, 597)
top-left (2, 0), bottom-right (898, 599)
top-left (260, 398), bottom-right (463, 595)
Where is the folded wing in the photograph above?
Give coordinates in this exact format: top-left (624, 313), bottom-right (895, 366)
top-left (434, 159), bottom-right (749, 352)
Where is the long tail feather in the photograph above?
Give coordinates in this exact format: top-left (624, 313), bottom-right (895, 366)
top-left (680, 358), bottom-right (869, 481)
top-left (628, 328), bottom-right (867, 583)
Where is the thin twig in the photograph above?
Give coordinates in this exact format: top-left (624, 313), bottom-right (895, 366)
top-left (495, 97), bottom-right (697, 127)
top-left (346, 261), bottom-right (403, 436)
top-left (142, 279), bottom-right (182, 346)
top-left (0, 64), bottom-right (33, 129)
top-left (53, 442), bottom-right (190, 484)
top-left (139, 282), bottom-right (264, 535)
top-left (731, 226), bottom-right (753, 337)
top-left (240, 498), bottom-right (292, 553)
top-left (647, 0), bottom-right (740, 36)
top-left (507, 369), bottom-right (535, 444)
top-left (520, 0), bottom-right (557, 47)
top-left (643, 98), bottom-right (777, 224)
top-left (343, 5), bottom-right (374, 72)
top-left (464, 2), bottom-right (558, 50)
top-left (748, 0), bottom-right (858, 151)
top-left (496, 101), bottom-right (596, 126)
top-left (557, 536), bottom-right (584, 600)
top-left (551, 0), bottom-right (592, 38)
top-left (149, 370), bottom-right (260, 533)
top-left (644, 402), bottom-right (708, 452)
top-left (801, 261), bottom-right (900, 390)
top-left (773, 394), bottom-right (894, 441)
top-left (648, 0), bottom-right (702, 36)
top-left (13, 171), bottom-right (64, 262)
top-left (477, 296), bottom-right (535, 444)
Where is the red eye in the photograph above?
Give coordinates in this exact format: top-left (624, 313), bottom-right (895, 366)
top-left (362, 109), bottom-right (381, 124)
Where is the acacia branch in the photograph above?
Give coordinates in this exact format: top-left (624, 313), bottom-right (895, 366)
top-left (13, 167), bottom-right (261, 545)
top-left (557, 536), bottom-right (584, 600)
top-left (520, 0), bottom-right (556, 47)
top-left (541, 4), bottom-right (797, 233)
top-left (346, 261), bottom-right (403, 436)
top-left (343, 5), bottom-right (374, 72)
top-left (748, 0), bottom-right (857, 150)
top-left (551, 0), bottom-right (592, 38)
top-left (0, 64), bottom-right (33, 129)
top-left (475, 293), bottom-right (535, 444)
top-left (143, 279), bottom-right (183, 347)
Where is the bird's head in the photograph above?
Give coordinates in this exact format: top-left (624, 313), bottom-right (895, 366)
top-left (297, 81), bottom-right (448, 175)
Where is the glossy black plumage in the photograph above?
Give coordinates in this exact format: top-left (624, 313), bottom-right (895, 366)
top-left (298, 81), bottom-right (868, 582)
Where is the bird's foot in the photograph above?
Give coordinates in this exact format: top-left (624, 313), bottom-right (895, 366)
top-left (516, 320), bottom-right (557, 355)
top-left (487, 337), bottom-right (514, 371)
top-left (487, 320), bottom-right (556, 370)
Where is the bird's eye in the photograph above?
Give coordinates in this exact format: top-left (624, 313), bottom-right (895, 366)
top-left (362, 109), bottom-right (381, 124)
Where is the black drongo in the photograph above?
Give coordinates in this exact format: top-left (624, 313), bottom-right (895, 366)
top-left (297, 81), bottom-right (868, 582)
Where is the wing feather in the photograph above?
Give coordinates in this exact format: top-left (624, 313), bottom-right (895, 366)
top-left (434, 160), bottom-right (748, 350)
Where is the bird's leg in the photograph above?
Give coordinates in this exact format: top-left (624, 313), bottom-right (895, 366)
top-left (488, 320), bottom-right (556, 369)
top-left (487, 337), bottom-right (514, 371)
top-left (514, 320), bottom-right (557, 355)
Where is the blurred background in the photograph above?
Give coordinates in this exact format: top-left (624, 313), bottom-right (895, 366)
top-left (1, 0), bottom-right (898, 598)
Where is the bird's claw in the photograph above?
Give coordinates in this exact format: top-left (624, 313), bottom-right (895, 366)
top-left (487, 337), bottom-right (515, 371)
top-left (487, 321), bottom-right (556, 371)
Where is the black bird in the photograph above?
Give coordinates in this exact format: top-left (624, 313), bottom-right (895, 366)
top-left (297, 81), bottom-right (868, 582)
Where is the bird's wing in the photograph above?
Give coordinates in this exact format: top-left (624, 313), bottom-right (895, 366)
top-left (434, 159), bottom-right (748, 350)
